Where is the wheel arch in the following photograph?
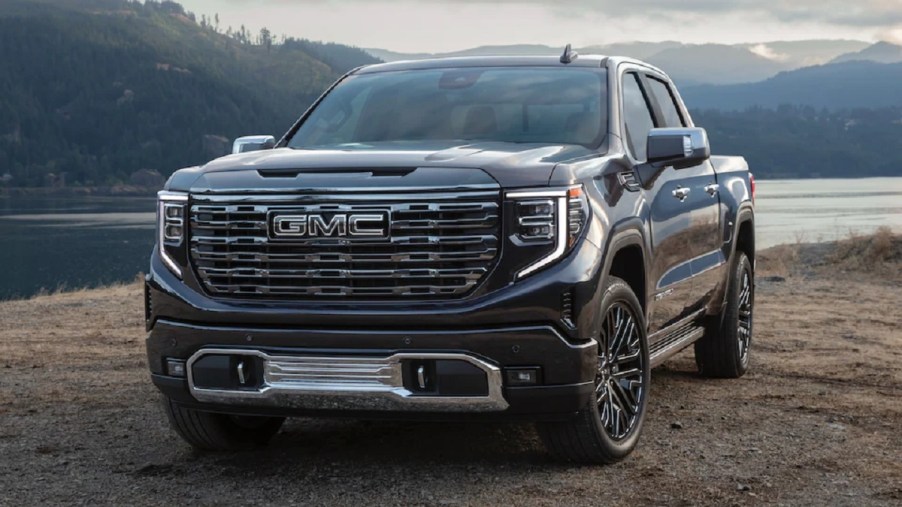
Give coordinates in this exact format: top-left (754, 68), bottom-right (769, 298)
top-left (710, 203), bottom-right (755, 314)
top-left (734, 206), bottom-right (756, 268)
top-left (599, 219), bottom-right (649, 314)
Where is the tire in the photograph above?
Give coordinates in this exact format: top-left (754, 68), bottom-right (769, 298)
top-left (538, 276), bottom-right (650, 464)
top-left (162, 397), bottom-right (285, 451)
top-left (695, 251), bottom-right (754, 378)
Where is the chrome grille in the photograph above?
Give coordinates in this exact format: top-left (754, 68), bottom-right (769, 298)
top-left (188, 191), bottom-right (500, 299)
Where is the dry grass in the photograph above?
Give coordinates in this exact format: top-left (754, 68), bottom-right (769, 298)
top-left (27, 273), bottom-right (146, 300)
top-left (756, 243), bottom-right (801, 278)
top-left (758, 228), bottom-right (901, 282)
top-left (827, 226), bottom-right (902, 274)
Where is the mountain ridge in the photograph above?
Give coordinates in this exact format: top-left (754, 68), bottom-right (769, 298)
top-left (681, 60), bottom-right (902, 110)
top-left (365, 39), bottom-right (873, 85)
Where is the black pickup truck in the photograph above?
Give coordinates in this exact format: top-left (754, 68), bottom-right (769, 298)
top-left (146, 49), bottom-right (755, 464)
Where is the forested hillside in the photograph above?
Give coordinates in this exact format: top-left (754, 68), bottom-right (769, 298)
top-left (692, 106), bottom-right (902, 179)
top-left (0, 0), bottom-right (378, 187)
top-left (680, 61), bottom-right (902, 111)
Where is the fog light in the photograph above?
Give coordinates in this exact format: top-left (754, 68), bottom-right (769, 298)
top-left (505, 367), bottom-right (541, 386)
top-left (166, 358), bottom-right (187, 378)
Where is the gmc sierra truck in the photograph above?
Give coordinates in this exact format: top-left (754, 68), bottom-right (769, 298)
top-left (146, 48), bottom-right (755, 464)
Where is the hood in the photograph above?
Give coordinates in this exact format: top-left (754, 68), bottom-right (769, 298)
top-left (168, 141), bottom-right (599, 193)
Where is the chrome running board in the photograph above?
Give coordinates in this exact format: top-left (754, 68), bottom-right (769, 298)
top-left (649, 325), bottom-right (705, 368)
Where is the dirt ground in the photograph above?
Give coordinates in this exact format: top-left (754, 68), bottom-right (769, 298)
top-left (1, 239), bottom-right (900, 506)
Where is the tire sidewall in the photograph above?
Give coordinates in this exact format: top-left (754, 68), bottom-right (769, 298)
top-left (733, 253), bottom-right (754, 371)
top-left (587, 277), bottom-right (651, 459)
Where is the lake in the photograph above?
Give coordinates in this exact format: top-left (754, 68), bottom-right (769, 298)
top-left (1, 177), bottom-right (901, 300)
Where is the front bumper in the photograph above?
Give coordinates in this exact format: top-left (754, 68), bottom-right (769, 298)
top-left (145, 234), bottom-right (604, 420)
top-left (148, 319), bottom-right (597, 420)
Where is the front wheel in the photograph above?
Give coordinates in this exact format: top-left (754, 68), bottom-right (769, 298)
top-left (162, 397), bottom-right (285, 451)
top-left (538, 276), bottom-right (650, 464)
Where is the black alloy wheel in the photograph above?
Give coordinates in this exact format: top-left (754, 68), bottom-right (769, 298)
top-left (596, 301), bottom-right (646, 440)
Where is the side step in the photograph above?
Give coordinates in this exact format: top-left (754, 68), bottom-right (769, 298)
top-left (649, 323), bottom-right (705, 368)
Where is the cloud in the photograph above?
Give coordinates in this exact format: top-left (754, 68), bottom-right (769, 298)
top-left (748, 43), bottom-right (790, 62)
top-left (181, 0), bottom-right (896, 52)
top-left (233, 0), bottom-right (902, 28)
top-left (879, 26), bottom-right (902, 44)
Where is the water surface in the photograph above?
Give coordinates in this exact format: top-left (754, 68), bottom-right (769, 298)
top-left (0, 196), bottom-right (156, 300)
top-left (754, 178), bottom-right (902, 248)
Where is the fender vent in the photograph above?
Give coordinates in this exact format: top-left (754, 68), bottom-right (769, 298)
top-left (561, 289), bottom-right (575, 329)
top-left (618, 171), bottom-right (640, 191)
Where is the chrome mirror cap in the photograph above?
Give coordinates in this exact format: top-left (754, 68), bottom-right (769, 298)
top-left (232, 135), bottom-right (276, 154)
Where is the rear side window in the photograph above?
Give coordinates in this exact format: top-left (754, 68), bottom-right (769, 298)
top-left (646, 76), bottom-right (685, 128)
top-left (621, 73), bottom-right (656, 161)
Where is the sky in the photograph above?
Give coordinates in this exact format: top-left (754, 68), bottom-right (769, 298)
top-left (176, 0), bottom-right (902, 53)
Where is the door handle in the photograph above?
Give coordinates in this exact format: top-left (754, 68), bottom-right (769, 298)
top-left (672, 187), bottom-right (690, 201)
top-left (704, 183), bottom-right (720, 196)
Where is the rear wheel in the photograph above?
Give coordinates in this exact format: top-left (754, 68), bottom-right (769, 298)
top-left (695, 251), bottom-right (754, 378)
top-left (162, 397), bottom-right (285, 451)
top-left (538, 276), bottom-right (650, 464)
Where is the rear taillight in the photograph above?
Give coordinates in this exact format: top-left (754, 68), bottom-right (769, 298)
top-left (749, 173), bottom-right (756, 202)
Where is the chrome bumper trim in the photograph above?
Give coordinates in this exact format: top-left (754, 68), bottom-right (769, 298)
top-left (186, 348), bottom-right (509, 412)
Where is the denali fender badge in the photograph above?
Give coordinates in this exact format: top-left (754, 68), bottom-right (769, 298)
top-left (269, 212), bottom-right (389, 239)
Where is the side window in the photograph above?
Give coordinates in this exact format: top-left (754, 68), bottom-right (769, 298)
top-left (621, 72), bottom-right (656, 161)
top-left (646, 76), bottom-right (686, 128)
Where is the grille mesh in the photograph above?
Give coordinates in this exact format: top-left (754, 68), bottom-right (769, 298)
top-left (188, 191), bottom-right (500, 299)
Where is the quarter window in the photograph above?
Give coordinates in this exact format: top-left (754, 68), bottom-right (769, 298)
top-left (646, 76), bottom-right (685, 128)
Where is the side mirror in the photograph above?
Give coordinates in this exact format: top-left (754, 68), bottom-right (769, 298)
top-left (232, 135), bottom-right (276, 154)
top-left (647, 127), bottom-right (710, 169)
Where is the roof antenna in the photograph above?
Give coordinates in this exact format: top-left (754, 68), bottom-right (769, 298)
top-left (560, 43), bottom-right (578, 64)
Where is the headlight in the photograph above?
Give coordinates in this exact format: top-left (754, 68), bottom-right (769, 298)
top-left (507, 185), bottom-right (588, 279)
top-left (157, 190), bottom-right (188, 277)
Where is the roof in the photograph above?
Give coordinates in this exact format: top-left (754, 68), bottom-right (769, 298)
top-left (355, 55), bottom-right (610, 74)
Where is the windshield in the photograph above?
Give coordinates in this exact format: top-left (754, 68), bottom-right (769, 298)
top-left (287, 67), bottom-right (607, 149)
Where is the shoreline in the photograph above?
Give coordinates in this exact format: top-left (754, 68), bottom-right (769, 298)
top-left (0, 185), bottom-right (159, 197)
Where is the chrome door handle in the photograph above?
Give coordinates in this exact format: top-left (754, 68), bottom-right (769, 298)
top-left (704, 183), bottom-right (720, 196)
top-left (672, 187), bottom-right (690, 200)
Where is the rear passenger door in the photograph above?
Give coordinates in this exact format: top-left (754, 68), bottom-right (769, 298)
top-left (643, 73), bottom-right (724, 317)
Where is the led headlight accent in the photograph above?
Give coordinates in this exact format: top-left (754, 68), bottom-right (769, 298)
top-left (516, 199), bottom-right (555, 240)
top-left (508, 186), bottom-right (587, 279)
top-left (158, 190), bottom-right (188, 277)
